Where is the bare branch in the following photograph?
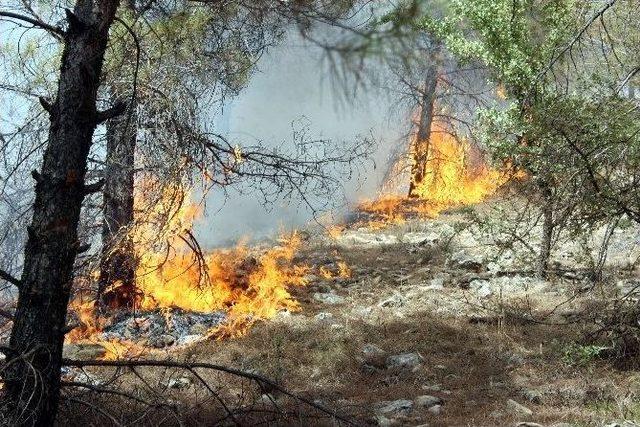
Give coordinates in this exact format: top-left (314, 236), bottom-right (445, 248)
top-left (0, 10), bottom-right (64, 37)
top-left (0, 268), bottom-right (21, 288)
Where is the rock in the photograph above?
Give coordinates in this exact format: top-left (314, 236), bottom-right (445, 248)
top-left (378, 295), bottom-right (404, 308)
top-left (414, 395), bottom-right (443, 409)
top-left (313, 292), bottom-right (344, 305)
top-left (314, 312), bottom-right (334, 322)
top-left (470, 279), bottom-right (493, 298)
top-left (424, 277), bottom-right (444, 291)
top-left (506, 399), bottom-right (533, 416)
top-left (522, 388), bottom-right (543, 404)
top-left (362, 343), bottom-right (387, 368)
top-left (375, 415), bottom-right (393, 427)
top-left (449, 250), bottom-right (484, 271)
top-left (376, 399), bottom-right (414, 415)
top-left (166, 376), bottom-right (191, 389)
top-left (386, 353), bottom-right (422, 370)
top-left (151, 334), bottom-right (176, 348)
top-left (63, 343), bottom-right (107, 360)
top-left (428, 404), bottom-right (443, 415)
top-left (515, 423), bottom-right (544, 427)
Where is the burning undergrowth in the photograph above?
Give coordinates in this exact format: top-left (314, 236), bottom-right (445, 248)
top-left (353, 122), bottom-right (522, 229)
top-left (66, 184), bottom-right (312, 360)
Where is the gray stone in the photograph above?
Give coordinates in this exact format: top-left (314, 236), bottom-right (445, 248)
top-left (414, 395), bottom-right (443, 409)
top-left (427, 404), bottom-right (443, 415)
top-left (166, 377), bottom-right (192, 389)
top-left (386, 353), bottom-right (423, 370)
top-left (313, 292), bottom-right (344, 305)
top-left (362, 343), bottom-right (387, 368)
top-left (506, 399), bottom-right (533, 416)
top-left (314, 312), bottom-right (334, 322)
top-left (63, 343), bottom-right (107, 360)
top-left (378, 295), bottom-right (404, 308)
top-left (424, 277), bottom-right (445, 291)
top-left (376, 399), bottom-right (414, 415)
top-left (470, 279), bottom-right (493, 298)
top-left (522, 388), bottom-right (543, 404)
top-left (449, 250), bottom-right (484, 271)
top-left (375, 415), bottom-right (393, 427)
top-left (151, 334), bottom-right (176, 348)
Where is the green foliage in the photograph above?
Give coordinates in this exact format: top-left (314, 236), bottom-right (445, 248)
top-left (562, 343), bottom-right (608, 367)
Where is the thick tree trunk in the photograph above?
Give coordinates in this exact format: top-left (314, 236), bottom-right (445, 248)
top-left (4, 1), bottom-right (120, 425)
top-left (536, 178), bottom-right (554, 278)
top-left (408, 49), bottom-right (440, 197)
top-left (98, 99), bottom-right (138, 310)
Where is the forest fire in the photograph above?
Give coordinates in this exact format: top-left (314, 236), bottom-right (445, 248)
top-left (356, 122), bottom-right (519, 228)
top-left (66, 187), bottom-right (310, 358)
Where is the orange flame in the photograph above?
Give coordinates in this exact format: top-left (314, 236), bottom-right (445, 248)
top-left (67, 183), bottom-right (309, 356)
top-left (358, 121), bottom-right (520, 226)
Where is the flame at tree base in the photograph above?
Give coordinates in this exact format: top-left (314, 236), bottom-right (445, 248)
top-left (66, 185), bottom-right (310, 359)
top-left (356, 123), bottom-right (522, 228)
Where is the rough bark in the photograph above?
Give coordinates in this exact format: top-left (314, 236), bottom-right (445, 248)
top-left (98, 99), bottom-right (138, 310)
top-left (408, 47), bottom-right (440, 197)
top-left (4, 1), bottom-right (121, 424)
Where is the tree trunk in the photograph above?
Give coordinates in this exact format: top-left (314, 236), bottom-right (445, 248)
top-left (98, 98), bottom-right (138, 311)
top-left (408, 48), bottom-right (440, 197)
top-left (536, 178), bottom-right (554, 278)
top-left (4, 1), bottom-right (120, 424)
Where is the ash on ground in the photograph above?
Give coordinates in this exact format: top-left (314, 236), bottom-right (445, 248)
top-left (101, 308), bottom-right (227, 348)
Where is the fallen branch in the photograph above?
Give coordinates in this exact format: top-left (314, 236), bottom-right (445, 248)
top-left (62, 359), bottom-right (357, 426)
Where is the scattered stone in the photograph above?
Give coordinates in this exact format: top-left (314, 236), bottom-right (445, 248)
top-left (424, 277), bottom-right (445, 291)
top-left (470, 279), bottom-right (493, 298)
top-left (166, 376), bottom-right (191, 389)
top-left (378, 295), bottom-right (404, 308)
top-left (375, 415), bottom-right (393, 427)
top-left (362, 343), bottom-right (387, 368)
top-left (506, 399), bottom-right (533, 416)
top-left (414, 395), bottom-right (443, 409)
top-left (63, 343), bottom-right (107, 360)
top-left (150, 334), bottom-right (176, 348)
top-left (314, 312), bottom-right (334, 322)
top-left (449, 251), bottom-right (484, 271)
top-left (375, 399), bottom-right (414, 415)
top-left (313, 292), bottom-right (344, 305)
top-left (522, 388), bottom-right (543, 404)
top-left (427, 404), bottom-right (443, 416)
top-left (386, 353), bottom-right (422, 370)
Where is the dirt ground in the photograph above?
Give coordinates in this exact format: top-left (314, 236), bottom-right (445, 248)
top-left (171, 204), bottom-right (640, 426)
